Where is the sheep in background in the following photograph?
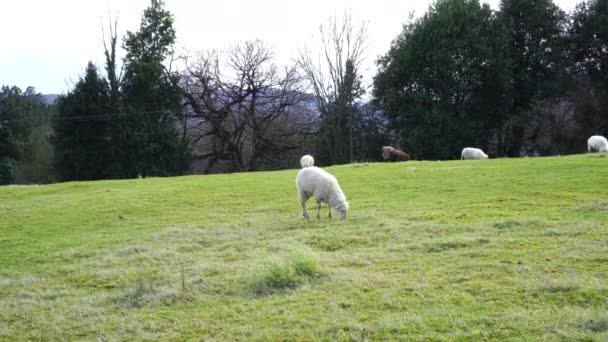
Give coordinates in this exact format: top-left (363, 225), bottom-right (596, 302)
top-left (587, 135), bottom-right (608, 153)
top-left (300, 154), bottom-right (315, 168)
top-left (296, 166), bottom-right (349, 220)
top-left (461, 147), bottom-right (488, 160)
top-left (382, 146), bottom-right (410, 162)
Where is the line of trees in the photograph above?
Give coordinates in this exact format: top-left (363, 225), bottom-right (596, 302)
top-left (374, 0), bottom-right (608, 159)
top-left (1, 0), bottom-right (606, 185)
top-left (0, 86), bottom-right (54, 184)
top-left (53, 0), bottom-right (188, 181)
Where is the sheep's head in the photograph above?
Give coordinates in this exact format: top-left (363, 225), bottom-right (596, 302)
top-left (382, 146), bottom-right (393, 160)
top-left (300, 155), bottom-right (315, 168)
top-left (335, 201), bottom-right (349, 220)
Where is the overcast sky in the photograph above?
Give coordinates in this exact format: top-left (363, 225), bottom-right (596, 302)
top-left (0, 0), bottom-right (582, 95)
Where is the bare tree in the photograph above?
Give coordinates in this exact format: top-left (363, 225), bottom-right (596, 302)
top-left (298, 11), bottom-right (367, 164)
top-left (181, 40), bottom-right (317, 172)
top-left (101, 14), bottom-right (121, 111)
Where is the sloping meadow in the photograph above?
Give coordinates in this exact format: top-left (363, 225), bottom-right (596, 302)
top-left (0, 154), bottom-right (607, 340)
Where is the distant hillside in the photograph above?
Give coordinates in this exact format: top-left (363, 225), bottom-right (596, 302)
top-left (41, 94), bottom-right (59, 105)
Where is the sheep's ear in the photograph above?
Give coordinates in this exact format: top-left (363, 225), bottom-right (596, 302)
top-left (345, 201), bottom-right (350, 209)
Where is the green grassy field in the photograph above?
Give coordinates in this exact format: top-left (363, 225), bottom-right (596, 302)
top-left (1, 154), bottom-right (607, 340)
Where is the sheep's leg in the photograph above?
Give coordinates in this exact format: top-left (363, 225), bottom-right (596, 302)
top-left (316, 201), bottom-right (322, 220)
top-left (328, 206), bottom-right (333, 219)
top-left (302, 202), bottom-right (310, 220)
top-left (300, 192), bottom-right (310, 220)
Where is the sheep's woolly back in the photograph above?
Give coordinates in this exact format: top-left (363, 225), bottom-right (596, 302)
top-left (300, 155), bottom-right (315, 168)
top-left (461, 147), bottom-right (488, 160)
top-left (296, 166), bottom-right (349, 210)
top-left (588, 135), bottom-right (608, 152)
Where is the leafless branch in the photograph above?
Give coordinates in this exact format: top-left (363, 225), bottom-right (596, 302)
top-left (180, 40), bottom-right (315, 171)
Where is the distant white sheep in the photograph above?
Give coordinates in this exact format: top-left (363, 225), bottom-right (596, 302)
top-left (587, 135), bottom-right (608, 153)
top-left (300, 154), bottom-right (315, 168)
top-left (461, 147), bottom-right (488, 160)
top-left (296, 166), bottom-right (349, 220)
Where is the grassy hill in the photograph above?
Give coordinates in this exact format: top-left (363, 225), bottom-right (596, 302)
top-left (1, 154), bottom-right (607, 340)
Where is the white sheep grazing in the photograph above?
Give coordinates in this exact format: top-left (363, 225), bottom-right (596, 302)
top-left (461, 147), bottom-right (488, 160)
top-left (296, 166), bottom-right (349, 220)
top-left (587, 135), bottom-right (608, 153)
top-left (300, 154), bottom-right (315, 168)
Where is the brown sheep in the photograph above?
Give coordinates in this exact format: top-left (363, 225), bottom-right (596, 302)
top-left (382, 146), bottom-right (410, 162)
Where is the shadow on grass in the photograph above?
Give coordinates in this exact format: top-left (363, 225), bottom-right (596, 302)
top-left (424, 239), bottom-right (490, 253)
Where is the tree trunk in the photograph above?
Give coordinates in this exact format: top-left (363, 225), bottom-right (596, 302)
top-left (349, 109), bottom-right (354, 163)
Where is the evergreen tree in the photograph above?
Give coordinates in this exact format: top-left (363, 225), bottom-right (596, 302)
top-left (500, 0), bottom-right (568, 106)
top-left (116, 0), bottom-right (189, 177)
top-left (566, 0), bottom-right (608, 136)
top-left (570, 0), bottom-right (608, 89)
top-left (316, 59), bottom-right (365, 164)
top-left (0, 86), bottom-right (49, 184)
top-left (498, 0), bottom-right (568, 155)
top-left (53, 62), bottom-right (112, 181)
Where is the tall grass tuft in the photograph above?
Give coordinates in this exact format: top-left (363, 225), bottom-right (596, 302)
top-left (254, 250), bottom-right (320, 295)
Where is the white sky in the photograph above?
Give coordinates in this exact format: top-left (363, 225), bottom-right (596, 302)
top-left (0, 0), bottom-right (582, 94)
